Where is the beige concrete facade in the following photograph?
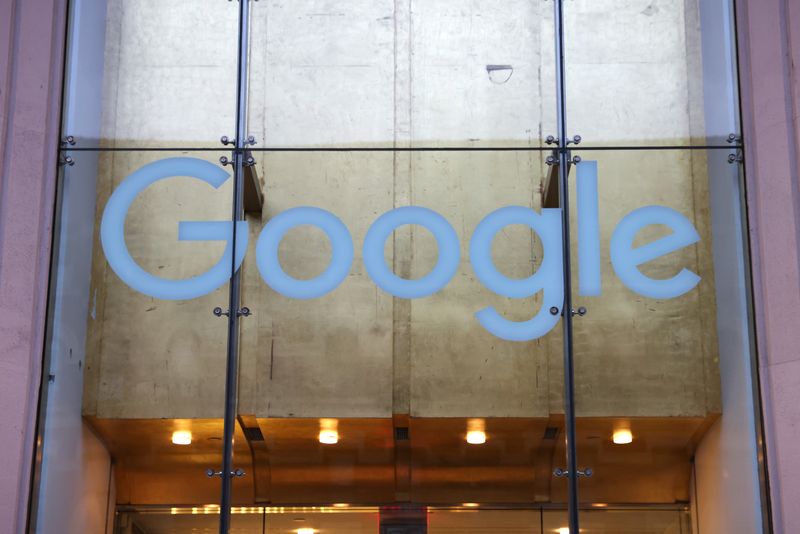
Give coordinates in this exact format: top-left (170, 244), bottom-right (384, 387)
top-left (81, 0), bottom-right (721, 422)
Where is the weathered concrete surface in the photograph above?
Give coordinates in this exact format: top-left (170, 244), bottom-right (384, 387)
top-left (81, 0), bottom-right (721, 421)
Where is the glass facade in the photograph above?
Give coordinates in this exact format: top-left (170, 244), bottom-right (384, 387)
top-left (30, 0), bottom-right (769, 533)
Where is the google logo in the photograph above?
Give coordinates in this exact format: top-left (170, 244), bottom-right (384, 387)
top-left (101, 157), bottom-right (701, 341)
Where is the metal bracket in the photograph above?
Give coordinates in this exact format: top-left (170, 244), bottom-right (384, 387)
top-left (546, 151), bottom-right (581, 166)
top-left (727, 133), bottom-right (744, 163)
top-left (220, 135), bottom-right (236, 146)
top-left (545, 134), bottom-right (581, 146)
top-left (549, 306), bottom-right (587, 317)
top-left (554, 467), bottom-right (593, 477)
top-left (206, 468), bottom-right (247, 478)
top-left (728, 150), bottom-right (744, 164)
top-left (221, 155), bottom-right (255, 167)
top-left (213, 307), bottom-right (252, 317)
top-left (61, 135), bottom-right (76, 147)
top-left (59, 154), bottom-right (75, 166)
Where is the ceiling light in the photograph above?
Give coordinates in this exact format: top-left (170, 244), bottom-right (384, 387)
top-left (466, 431), bottom-right (486, 445)
top-left (171, 430), bottom-right (192, 445)
top-left (319, 419), bottom-right (339, 444)
top-left (296, 529), bottom-right (317, 534)
top-left (319, 430), bottom-right (338, 444)
top-left (612, 428), bottom-right (633, 445)
top-left (462, 503), bottom-right (480, 508)
top-left (557, 528), bottom-right (570, 534)
top-left (466, 419), bottom-right (487, 445)
top-left (332, 503), bottom-right (349, 508)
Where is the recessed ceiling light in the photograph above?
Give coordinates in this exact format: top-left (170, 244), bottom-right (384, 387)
top-left (612, 428), bottom-right (633, 445)
top-left (466, 419), bottom-right (487, 445)
top-left (466, 430), bottom-right (486, 444)
top-left (319, 430), bottom-right (339, 444)
top-left (171, 430), bottom-right (192, 445)
top-left (319, 419), bottom-right (339, 444)
top-left (557, 528), bottom-right (570, 534)
top-left (462, 503), bottom-right (480, 508)
top-left (296, 529), bottom-right (317, 534)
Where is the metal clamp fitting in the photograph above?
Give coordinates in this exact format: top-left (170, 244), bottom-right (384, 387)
top-left (206, 468), bottom-right (246, 478)
top-left (213, 307), bottom-right (251, 317)
top-left (554, 467), bottom-right (593, 477)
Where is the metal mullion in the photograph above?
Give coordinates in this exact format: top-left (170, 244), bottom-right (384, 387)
top-left (553, 0), bottom-right (581, 532)
top-left (219, 0), bottom-right (251, 532)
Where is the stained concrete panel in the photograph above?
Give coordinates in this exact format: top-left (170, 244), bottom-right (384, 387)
top-left (99, 0), bottom-right (239, 147)
top-left (82, 0), bottom-right (721, 421)
top-left (84, 151), bottom-right (233, 419)
top-left (237, 152), bottom-right (396, 418)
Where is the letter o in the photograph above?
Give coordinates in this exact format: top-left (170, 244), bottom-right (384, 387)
top-left (363, 207), bottom-right (460, 298)
top-left (255, 207), bottom-right (353, 299)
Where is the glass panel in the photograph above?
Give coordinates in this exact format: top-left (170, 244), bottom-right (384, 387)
top-left (542, 508), bottom-right (691, 533)
top-left (403, 150), bottom-right (564, 504)
top-left (31, 151), bottom-right (235, 532)
top-left (61, 0), bottom-right (238, 149)
top-left (115, 504), bottom-right (691, 532)
top-left (117, 506), bottom-right (386, 533)
top-left (563, 0), bottom-right (740, 147)
top-left (247, 1), bottom-right (554, 148)
top-left (568, 149), bottom-right (764, 532)
top-left (235, 151), bottom-right (397, 508)
top-left (230, 148), bottom-right (568, 518)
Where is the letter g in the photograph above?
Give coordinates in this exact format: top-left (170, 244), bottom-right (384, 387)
top-left (100, 157), bottom-right (248, 300)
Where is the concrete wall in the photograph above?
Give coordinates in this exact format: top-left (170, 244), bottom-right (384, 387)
top-left (81, 0), bottom-right (721, 422)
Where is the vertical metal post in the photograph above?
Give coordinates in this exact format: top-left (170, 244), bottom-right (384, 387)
top-left (553, 0), bottom-right (581, 531)
top-left (220, 0), bottom-right (251, 532)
